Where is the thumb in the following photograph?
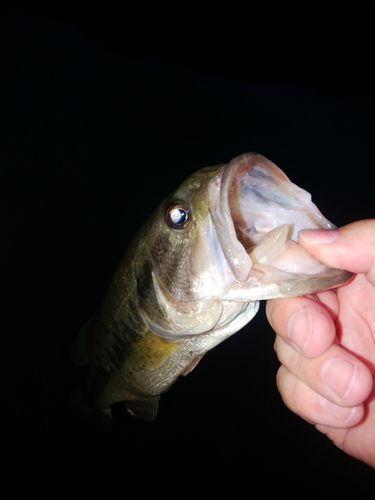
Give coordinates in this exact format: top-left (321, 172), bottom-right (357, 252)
top-left (298, 219), bottom-right (375, 286)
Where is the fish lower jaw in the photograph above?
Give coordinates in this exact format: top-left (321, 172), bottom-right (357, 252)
top-left (221, 267), bottom-right (353, 302)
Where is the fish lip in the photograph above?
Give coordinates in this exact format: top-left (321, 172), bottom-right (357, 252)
top-left (208, 156), bottom-right (253, 281)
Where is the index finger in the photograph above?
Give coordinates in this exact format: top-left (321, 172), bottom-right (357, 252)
top-left (299, 219), bottom-right (375, 285)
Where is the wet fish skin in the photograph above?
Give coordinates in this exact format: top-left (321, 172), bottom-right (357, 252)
top-left (75, 164), bottom-right (240, 426)
top-left (73, 152), bottom-right (352, 428)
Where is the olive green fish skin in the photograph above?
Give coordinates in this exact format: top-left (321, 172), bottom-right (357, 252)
top-left (84, 165), bottom-right (238, 421)
top-left (76, 153), bottom-right (352, 425)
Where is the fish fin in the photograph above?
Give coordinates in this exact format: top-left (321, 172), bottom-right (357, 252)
top-left (126, 397), bottom-right (160, 421)
top-left (181, 354), bottom-right (205, 376)
top-left (93, 407), bottom-right (113, 435)
top-left (71, 319), bottom-right (92, 366)
top-left (71, 386), bottom-right (113, 434)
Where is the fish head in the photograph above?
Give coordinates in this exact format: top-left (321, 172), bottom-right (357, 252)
top-left (137, 153), bottom-right (352, 339)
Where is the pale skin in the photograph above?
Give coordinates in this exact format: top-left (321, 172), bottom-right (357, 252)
top-left (266, 220), bottom-right (375, 468)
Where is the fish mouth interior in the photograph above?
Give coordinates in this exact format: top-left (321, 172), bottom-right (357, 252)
top-left (210, 153), bottom-right (337, 283)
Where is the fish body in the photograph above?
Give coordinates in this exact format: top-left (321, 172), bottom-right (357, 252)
top-left (73, 152), bottom-right (351, 427)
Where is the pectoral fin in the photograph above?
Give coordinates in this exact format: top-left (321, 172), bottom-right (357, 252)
top-left (71, 319), bottom-right (92, 366)
top-left (70, 386), bottom-right (113, 435)
top-left (181, 354), bottom-right (205, 376)
top-left (126, 397), bottom-right (160, 421)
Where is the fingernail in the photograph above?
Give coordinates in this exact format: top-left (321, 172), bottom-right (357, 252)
top-left (321, 399), bottom-right (357, 423)
top-left (299, 229), bottom-right (338, 244)
top-left (287, 309), bottom-right (313, 352)
top-left (322, 358), bottom-right (357, 399)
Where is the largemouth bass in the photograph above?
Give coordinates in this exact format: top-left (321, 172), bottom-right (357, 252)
top-left (73, 152), bottom-right (351, 429)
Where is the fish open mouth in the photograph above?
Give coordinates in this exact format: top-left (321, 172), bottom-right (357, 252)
top-left (209, 153), bottom-right (352, 300)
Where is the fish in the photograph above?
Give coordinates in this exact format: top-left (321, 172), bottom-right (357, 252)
top-left (72, 152), bottom-right (352, 430)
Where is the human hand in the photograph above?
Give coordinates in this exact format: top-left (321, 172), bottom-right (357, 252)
top-left (266, 220), bottom-right (375, 468)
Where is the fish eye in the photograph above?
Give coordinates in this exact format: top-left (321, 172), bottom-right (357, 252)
top-left (165, 204), bottom-right (191, 229)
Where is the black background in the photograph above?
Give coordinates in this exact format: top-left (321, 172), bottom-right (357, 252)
top-left (2, 2), bottom-right (375, 496)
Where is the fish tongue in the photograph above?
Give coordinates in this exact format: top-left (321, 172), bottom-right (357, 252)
top-left (249, 224), bottom-right (290, 264)
top-left (249, 224), bottom-right (328, 276)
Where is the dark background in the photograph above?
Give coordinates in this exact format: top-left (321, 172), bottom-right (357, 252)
top-left (2, 2), bottom-right (375, 496)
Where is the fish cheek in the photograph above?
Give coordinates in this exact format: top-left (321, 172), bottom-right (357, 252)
top-left (141, 231), bottom-right (194, 302)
